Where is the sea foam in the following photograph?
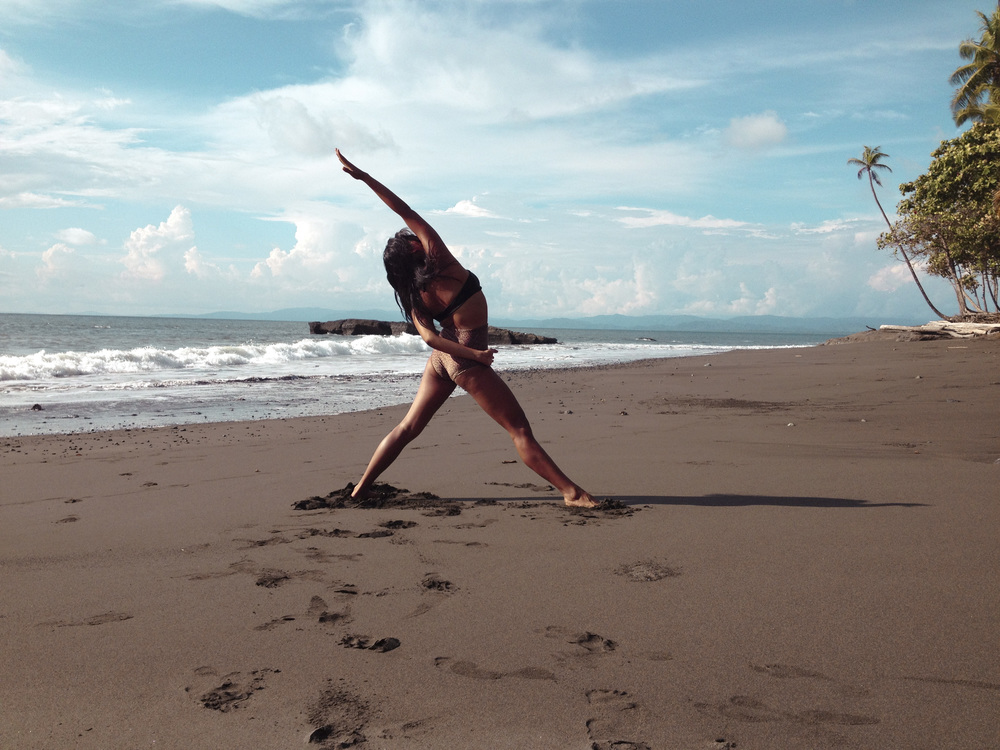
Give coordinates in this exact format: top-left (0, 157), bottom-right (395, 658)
top-left (0, 335), bottom-right (430, 381)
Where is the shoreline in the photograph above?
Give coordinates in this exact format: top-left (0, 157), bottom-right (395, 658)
top-left (2, 338), bottom-right (998, 748)
top-left (1, 342), bottom-right (818, 440)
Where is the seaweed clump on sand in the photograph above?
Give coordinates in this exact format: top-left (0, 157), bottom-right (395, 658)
top-left (293, 482), bottom-right (462, 516)
top-left (568, 498), bottom-right (636, 517)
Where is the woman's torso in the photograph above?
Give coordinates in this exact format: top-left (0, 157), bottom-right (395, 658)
top-left (421, 259), bottom-right (488, 329)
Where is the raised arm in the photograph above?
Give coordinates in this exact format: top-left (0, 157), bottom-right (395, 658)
top-left (336, 149), bottom-right (446, 256)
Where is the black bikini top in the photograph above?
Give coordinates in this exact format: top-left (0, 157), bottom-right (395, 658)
top-left (433, 271), bottom-right (482, 323)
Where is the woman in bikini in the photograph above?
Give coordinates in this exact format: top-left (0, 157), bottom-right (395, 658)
top-left (337, 149), bottom-right (596, 508)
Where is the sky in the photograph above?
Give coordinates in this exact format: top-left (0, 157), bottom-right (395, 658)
top-left (0, 0), bottom-right (990, 321)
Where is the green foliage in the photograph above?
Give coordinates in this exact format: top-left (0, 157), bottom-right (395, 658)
top-left (882, 124), bottom-right (1000, 314)
top-left (950, 6), bottom-right (1000, 126)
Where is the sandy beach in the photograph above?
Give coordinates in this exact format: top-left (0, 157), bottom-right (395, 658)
top-left (2, 335), bottom-right (998, 749)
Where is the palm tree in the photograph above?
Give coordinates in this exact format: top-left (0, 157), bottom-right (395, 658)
top-left (950, 5), bottom-right (1000, 127)
top-left (849, 146), bottom-right (947, 318)
top-left (848, 145), bottom-right (893, 226)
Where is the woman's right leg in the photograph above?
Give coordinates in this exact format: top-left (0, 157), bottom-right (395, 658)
top-left (351, 358), bottom-right (456, 499)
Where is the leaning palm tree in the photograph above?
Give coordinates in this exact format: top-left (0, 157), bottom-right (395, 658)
top-left (950, 5), bottom-right (1000, 126)
top-left (849, 146), bottom-right (947, 318)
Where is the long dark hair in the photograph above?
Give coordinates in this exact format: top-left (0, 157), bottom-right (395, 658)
top-left (383, 229), bottom-right (438, 325)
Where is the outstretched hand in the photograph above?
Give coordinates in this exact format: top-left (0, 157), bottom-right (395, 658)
top-left (336, 148), bottom-right (366, 181)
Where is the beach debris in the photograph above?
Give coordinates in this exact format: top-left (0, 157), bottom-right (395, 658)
top-left (293, 482), bottom-right (461, 516)
top-left (422, 574), bottom-right (455, 592)
top-left (355, 529), bottom-right (394, 539)
top-left (30, 403), bottom-right (43, 411)
top-left (565, 498), bottom-right (636, 520)
top-left (879, 320), bottom-right (1000, 339)
top-left (339, 634), bottom-right (400, 652)
top-left (380, 519), bottom-right (417, 529)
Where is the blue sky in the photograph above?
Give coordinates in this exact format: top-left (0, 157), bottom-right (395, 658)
top-left (0, 0), bottom-right (987, 320)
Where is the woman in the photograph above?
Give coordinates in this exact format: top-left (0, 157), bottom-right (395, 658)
top-left (337, 149), bottom-right (596, 508)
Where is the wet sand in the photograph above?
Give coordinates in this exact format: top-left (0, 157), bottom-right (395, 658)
top-left (1, 336), bottom-right (998, 749)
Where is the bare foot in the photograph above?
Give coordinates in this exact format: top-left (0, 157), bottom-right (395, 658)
top-left (349, 482), bottom-right (369, 501)
top-left (564, 487), bottom-right (598, 508)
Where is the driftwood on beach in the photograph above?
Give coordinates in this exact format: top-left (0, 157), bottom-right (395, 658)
top-left (308, 319), bottom-right (557, 345)
top-left (879, 320), bottom-right (1000, 340)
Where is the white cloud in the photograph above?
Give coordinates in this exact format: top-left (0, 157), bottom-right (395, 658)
top-left (254, 95), bottom-right (338, 157)
top-left (336, 3), bottom-right (702, 123)
top-left (183, 246), bottom-right (218, 278)
top-left (868, 263), bottom-right (915, 292)
top-left (0, 193), bottom-right (85, 209)
top-left (439, 199), bottom-right (500, 219)
top-left (577, 261), bottom-right (658, 315)
top-left (724, 111), bottom-right (788, 150)
top-left (251, 216), bottom-right (332, 279)
top-left (249, 207), bottom-right (377, 296)
top-left (121, 206), bottom-right (195, 282)
top-left (616, 207), bottom-right (751, 232)
top-left (792, 218), bottom-right (864, 235)
top-left (56, 227), bottom-right (98, 245)
top-left (166, 0), bottom-right (328, 19)
top-left (0, 47), bottom-right (26, 78)
top-left (38, 242), bottom-right (74, 278)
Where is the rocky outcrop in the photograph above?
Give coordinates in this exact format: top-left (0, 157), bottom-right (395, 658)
top-left (484, 326), bottom-right (557, 345)
top-left (309, 319), bottom-right (557, 345)
top-left (309, 319), bottom-right (415, 336)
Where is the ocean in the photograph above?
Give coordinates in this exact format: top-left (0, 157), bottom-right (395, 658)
top-left (0, 313), bottom-right (832, 437)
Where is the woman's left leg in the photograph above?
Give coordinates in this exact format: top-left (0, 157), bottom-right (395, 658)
top-left (351, 358), bottom-right (456, 499)
top-left (456, 365), bottom-right (596, 507)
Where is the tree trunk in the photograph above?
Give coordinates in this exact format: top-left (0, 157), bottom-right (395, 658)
top-left (870, 178), bottom-right (949, 318)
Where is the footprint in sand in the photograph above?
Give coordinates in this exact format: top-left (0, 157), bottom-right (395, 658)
top-left (692, 694), bottom-right (878, 726)
top-left (750, 662), bottom-right (869, 697)
top-left (254, 615), bottom-right (296, 631)
top-left (542, 625), bottom-right (618, 664)
top-left (255, 570), bottom-right (291, 588)
top-left (37, 611), bottom-right (133, 628)
top-left (433, 656), bottom-right (555, 682)
top-left (256, 595), bottom-right (351, 631)
top-left (236, 534), bottom-right (292, 549)
top-left (570, 632), bottom-right (618, 654)
top-left (901, 675), bottom-right (1000, 692)
top-left (585, 689), bottom-right (651, 750)
top-left (295, 527), bottom-right (354, 539)
top-left (194, 668), bottom-right (278, 713)
top-left (306, 595), bottom-right (351, 627)
top-left (306, 681), bottom-right (370, 747)
top-left (615, 560), bottom-right (681, 582)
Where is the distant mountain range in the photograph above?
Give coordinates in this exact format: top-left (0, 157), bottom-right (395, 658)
top-left (163, 308), bottom-right (921, 335)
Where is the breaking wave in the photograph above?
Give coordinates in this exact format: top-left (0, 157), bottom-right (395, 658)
top-left (0, 335), bottom-right (430, 382)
